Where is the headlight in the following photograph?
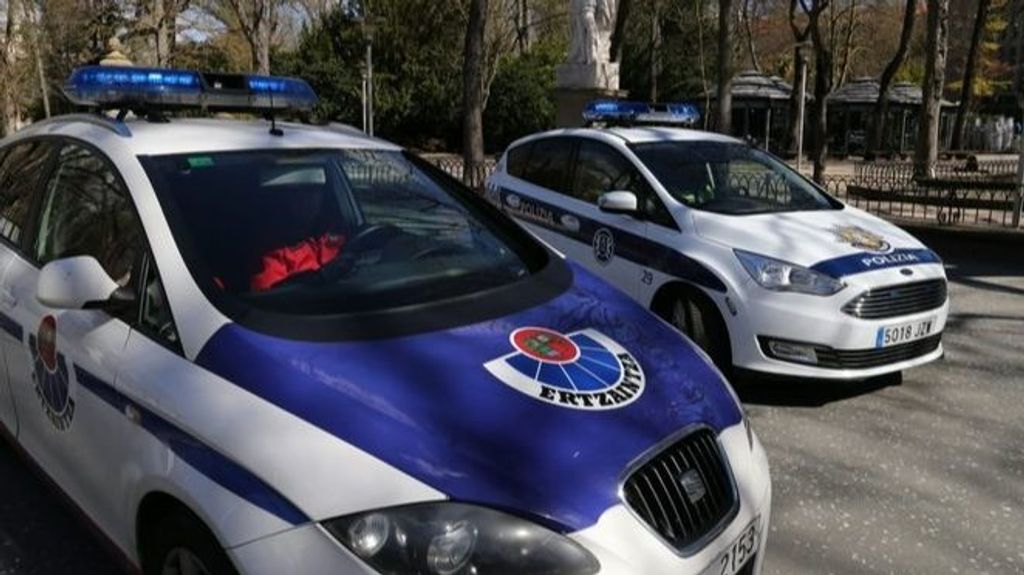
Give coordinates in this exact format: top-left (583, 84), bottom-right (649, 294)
top-left (735, 250), bottom-right (845, 296)
top-left (324, 502), bottom-right (600, 575)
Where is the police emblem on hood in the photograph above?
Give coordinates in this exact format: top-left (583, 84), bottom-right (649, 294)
top-left (831, 225), bottom-right (891, 253)
top-left (484, 327), bottom-right (645, 410)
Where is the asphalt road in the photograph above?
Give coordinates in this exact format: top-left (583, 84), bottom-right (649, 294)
top-left (0, 225), bottom-right (1021, 575)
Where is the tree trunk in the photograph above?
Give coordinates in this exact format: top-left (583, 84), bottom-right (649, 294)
top-left (914, 0), bottom-right (949, 178)
top-left (715, 0), bottom-right (734, 134)
top-left (742, 0), bottom-right (760, 71)
top-left (462, 0), bottom-right (488, 188)
top-left (2, 0), bottom-right (18, 137)
top-left (650, 8), bottom-right (661, 102)
top-left (951, 0), bottom-right (990, 151)
top-left (610, 0), bottom-right (633, 62)
top-left (808, 1), bottom-right (834, 183)
top-left (865, 0), bottom-right (915, 159)
top-left (786, 45), bottom-right (807, 155)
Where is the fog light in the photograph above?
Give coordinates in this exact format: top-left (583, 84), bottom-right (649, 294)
top-left (347, 513), bottom-right (390, 559)
top-left (767, 340), bottom-right (818, 364)
top-left (427, 520), bottom-right (477, 575)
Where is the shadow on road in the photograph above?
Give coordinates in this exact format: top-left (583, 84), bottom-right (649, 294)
top-left (733, 371), bottom-right (903, 408)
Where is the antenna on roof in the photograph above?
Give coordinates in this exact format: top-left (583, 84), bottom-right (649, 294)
top-left (267, 87), bottom-right (283, 137)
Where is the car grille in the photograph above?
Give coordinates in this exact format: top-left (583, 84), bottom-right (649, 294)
top-left (760, 334), bottom-right (942, 369)
top-left (842, 279), bottom-right (947, 319)
top-left (622, 428), bottom-right (737, 554)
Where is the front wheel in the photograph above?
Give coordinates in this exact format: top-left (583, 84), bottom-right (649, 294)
top-left (142, 509), bottom-right (238, 575)
top-left (666, 295), bottom-right (732, 374)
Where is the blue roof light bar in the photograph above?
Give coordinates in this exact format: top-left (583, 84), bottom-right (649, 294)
top-left (583, 100), bottom-right (700, 127)
top-left (65, 66), bottom-right (318, 112)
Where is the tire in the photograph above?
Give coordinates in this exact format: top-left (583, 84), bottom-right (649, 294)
top-left (142, 508), bottom-right (238, 575)
top-left (665, 294), bottom-right (732, 374)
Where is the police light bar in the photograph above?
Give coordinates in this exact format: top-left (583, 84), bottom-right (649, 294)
top-left (65, 66), bottom-right (318, 112)
top-left (583, 100), bottom-right (700, 127)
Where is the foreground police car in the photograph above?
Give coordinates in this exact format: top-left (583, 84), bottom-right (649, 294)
top-left (0, 70), bottom-right (770, 574)
top-left (487, 101), bottom-right (949, 380)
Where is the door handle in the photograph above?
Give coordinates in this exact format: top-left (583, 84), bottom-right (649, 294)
top-left (0, 288), bottom-right (17, 309)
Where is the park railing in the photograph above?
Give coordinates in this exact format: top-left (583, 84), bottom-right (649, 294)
top-left (423, 156), bottom-right (1023, 229)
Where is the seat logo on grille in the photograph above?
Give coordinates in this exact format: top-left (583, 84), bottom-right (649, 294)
top-left (483, 327), bottom-right (645, 410)
top-left (679, 470), bottom-right (707, 503)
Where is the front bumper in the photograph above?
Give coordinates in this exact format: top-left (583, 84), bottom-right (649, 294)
top-left (227, 423), bottom-right (772, 575)
top-left (725, 264), bottom-right (948, 380)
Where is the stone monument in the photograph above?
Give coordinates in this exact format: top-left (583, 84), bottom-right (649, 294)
top-left (555, 0), bottom-right (623, 127)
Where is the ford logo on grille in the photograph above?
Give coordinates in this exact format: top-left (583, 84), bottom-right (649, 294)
top-left (900, 268), bottom-right (914, 276)
top-left (679, 470), bottom-right (707, 503)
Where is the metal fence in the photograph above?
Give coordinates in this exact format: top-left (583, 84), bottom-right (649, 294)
top-left (423, 156), bottom-right (1023, 229)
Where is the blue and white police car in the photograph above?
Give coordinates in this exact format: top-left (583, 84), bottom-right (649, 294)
top-left (487, 101), bottom-right (949, 381)
top-left (0, 70), bottom-right (770, 574)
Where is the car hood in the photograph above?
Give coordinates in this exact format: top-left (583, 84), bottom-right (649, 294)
top-left (691, 207), bottom-right (939, 277)
top-left (195, 264), bottom-right (741, 531)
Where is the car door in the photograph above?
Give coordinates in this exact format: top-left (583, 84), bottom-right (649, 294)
top-left (3, 140), bottom-right (144, 538)
top-left (0, 139), bottom-right (56, 436)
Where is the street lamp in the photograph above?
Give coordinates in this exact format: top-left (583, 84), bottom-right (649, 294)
top-left (795, 41), bottom-right (812, 174)
top-left (358, 18), bottom-right (376, 137)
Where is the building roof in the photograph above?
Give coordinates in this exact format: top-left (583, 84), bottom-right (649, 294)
top-left (705, 70), bottom-right (798, 101)
top-left (827, 77), bottom-right (956, 107)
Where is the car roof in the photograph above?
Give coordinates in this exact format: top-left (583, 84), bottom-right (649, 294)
top-left (10, 116), bottom-right (402, 156)
top-left (506, 125), bottom-right (744, 151)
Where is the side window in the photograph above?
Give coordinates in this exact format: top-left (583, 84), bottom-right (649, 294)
top-left (139, 255), bottom-right (179, 347)
top-left (571, 140), bottom-right (643, 204)
top-left (643, 189), bottom-right (677, 229)
top-left (0, 141), bottom-right (52, 245)
top-left (505, 143), bottom-right (532, 179)
top-left (520, 138), bottom-right (573, 193)
top-left (34, 143), bottom-right (142, 286)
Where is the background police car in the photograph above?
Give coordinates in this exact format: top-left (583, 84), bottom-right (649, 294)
top-left (487, 121), bottom-right (949, 381)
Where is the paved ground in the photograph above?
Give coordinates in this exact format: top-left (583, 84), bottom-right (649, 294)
top-left (741, 226), bottom-right (1024, 575)
top-left (0, 224), bottom-right (1021, 574)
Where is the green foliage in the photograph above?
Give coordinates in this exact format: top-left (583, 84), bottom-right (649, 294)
top-left (277, 0), bottom-right (465, 150)
top-left (483, 44), bottom-right (560, 153)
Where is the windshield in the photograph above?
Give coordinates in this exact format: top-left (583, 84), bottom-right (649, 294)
top-left (630, 141), bottom-right (841, 215)
top-left (143, 149), bottom-right (541, 317)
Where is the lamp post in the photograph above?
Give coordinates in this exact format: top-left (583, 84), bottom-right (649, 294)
top-left (795, 42), bottom-right (811, 174)
top-left (359, 18), bottom-right (376, 137)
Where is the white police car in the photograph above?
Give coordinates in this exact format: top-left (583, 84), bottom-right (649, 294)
top-left (487, 101), bottom-right (949, 381)
top-left (0, 70), bottom-right (770, 574)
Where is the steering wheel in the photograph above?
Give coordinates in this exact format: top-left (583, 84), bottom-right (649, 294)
top-left (409, 243), bottom-right (470, 261)
top-left (312, 223), bottom-right (404, 282)
top-left (346, 223), bottom-right (404, 253)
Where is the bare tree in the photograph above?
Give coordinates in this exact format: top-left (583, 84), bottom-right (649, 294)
top-left (2, 0), bottom-right (21, 135)
top-left (463, 0), bottom-right (487, 188)
top-left (807, 0), bottom-right (833, 182)
top-left (609, 0), bottom-right (632, 62)
top-left (715, 0), bottom-right (734, 133)
top-left (950, 0), bottom-right (990, 150)
top-left (914, 0), bottom-right (949, 177)
top-left (740, 0), bottom-right (760, 71)
top-left (865, 0), bottom-right (915, 159)
top-left (223, 0), bottom-right (276, 74)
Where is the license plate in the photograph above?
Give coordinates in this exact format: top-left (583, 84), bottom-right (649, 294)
top-left (875, 317), bottom-right (936, 348)
top-left (705, 517), bottom-right (759, 575)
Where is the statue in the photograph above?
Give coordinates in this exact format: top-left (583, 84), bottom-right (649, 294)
top-left (99, 37), bottom-right (134, 67)
top-left (558, 0), bottom-right (619, 91)
top-left (567, 0), bottom-right (617, 65)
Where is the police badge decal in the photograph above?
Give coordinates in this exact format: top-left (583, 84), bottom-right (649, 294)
top-left (831, 225), bottom-right (891, 253)
top-left (30, 315), bottom-right (75, 430)
top-left (484, 327), bottom-right (645, 410)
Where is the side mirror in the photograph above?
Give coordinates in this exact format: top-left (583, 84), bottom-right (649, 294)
top-left (37, 256), bottom-right (134, 311)
top-left (597, 190), bottom-right (638, 215)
